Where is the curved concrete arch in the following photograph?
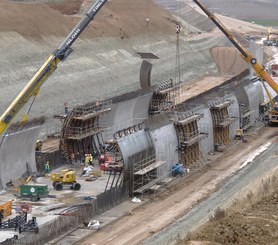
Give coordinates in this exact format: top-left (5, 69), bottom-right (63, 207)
top-left (108, 93), bottom-right (153, 132)
top-left (197, 106), bottom-right (214, 157)
top-left (226, 93), bottom-right (240, 139)
top-left (0, 126), bottom-right (42, 189)
top-left (253, 80), bottom-right (265, 104)
top-left (117, 130), bottom-right (154, 180)
top-left (148, 123), bottom-right (179, 177)
top-left (245, 83), bottom-right (263, 124)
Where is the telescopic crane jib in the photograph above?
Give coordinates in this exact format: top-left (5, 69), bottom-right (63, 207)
top-left (0, 0), bottom-right (107, 135)
top-left (193, 0), bottom-right (278, 125)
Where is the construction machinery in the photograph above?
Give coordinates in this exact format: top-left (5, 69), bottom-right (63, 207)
top-left (50, 169), bottom-right (81, 191)
top-left (0, 0), bottom-right (107, 136)
top-left (234, 128), bottom-right (244, 140)
top-left (265, 27), bottom-right (278, 45)
top-left (193, 0), bottom-right (278, 125)
top-left (0, 201), bottom-right (12, 219)
top-left (19, 184), bottom-right (49, 202)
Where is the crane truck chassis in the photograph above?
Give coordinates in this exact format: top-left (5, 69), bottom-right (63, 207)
top-left (0, 0), bottom-right (107, 136)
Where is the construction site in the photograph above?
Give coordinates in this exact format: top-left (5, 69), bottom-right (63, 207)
top-left (0, 0), bottom-right (278, 245)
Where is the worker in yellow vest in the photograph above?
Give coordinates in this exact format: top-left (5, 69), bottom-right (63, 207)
top-left (45, 161), bottom-right (50, 174)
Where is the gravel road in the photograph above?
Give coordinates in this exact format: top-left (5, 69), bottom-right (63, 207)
top-left (143, 133), bottom-right (278, 245)
top-left (73, 127), bottom-right (278, 245)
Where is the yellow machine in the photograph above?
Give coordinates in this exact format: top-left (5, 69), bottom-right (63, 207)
top-left (50, 169), bottom-right (81, 191)
top-left (193, 0), bottom-right (278, 125)
top-left (0, 201), bottom-right (12, 219)
top-left (234, 129), bottom-right (244, 140)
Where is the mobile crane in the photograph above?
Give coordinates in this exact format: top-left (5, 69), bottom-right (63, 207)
top-left (0, 0), bottom-right (107, 135)
top-left (193, 0), bottom-right (278, 125)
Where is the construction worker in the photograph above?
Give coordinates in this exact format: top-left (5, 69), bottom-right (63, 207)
top-left (95, 100), bottom-right (101, 111)
top-left (85, 154), bottom-right (90, 165)
top-left (89, 154), bottom-right (93, 165)
top-left (45, 161), bottom-right (50, 174)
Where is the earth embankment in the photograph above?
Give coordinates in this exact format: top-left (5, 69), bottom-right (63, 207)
top-left (0, 0), bottom-right (230, 137)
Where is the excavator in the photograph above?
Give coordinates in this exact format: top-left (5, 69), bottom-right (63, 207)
top-left (193, 0), bottom-right (278, 125)
top-left (0, 0), bottom-right (107, 136)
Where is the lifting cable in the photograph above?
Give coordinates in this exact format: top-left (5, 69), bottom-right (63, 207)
top-left (21, 94), bottom-right (38, 123)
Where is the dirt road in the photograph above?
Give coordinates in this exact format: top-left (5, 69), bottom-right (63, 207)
top-left (75, 127), bottom-right (278, 245)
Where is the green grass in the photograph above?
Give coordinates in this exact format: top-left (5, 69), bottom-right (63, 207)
top-left (245, 19), bottom-right (278, 27)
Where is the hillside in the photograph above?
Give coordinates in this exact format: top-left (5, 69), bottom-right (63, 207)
top-left (0, 0), bottom-right (175, 39)
top-left (0, 0), bottom-right (229, 137)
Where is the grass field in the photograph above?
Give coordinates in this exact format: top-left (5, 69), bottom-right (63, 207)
top-left (246, 19), bottom-right (278, 27)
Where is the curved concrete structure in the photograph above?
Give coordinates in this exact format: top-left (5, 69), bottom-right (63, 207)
top-left (117, 130), bottom-right (154, 180)
top-left (0, 125), bottom-right (42, 189)
top-left (197, 106), bottom-right (214, 156)
top-left (148, 123), bottom-right (179, 176)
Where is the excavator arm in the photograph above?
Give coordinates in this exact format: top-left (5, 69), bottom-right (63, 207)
top-left (193, 0), bottom-right (278, 97)
top-left (0, 0), bottom-right (107, 135)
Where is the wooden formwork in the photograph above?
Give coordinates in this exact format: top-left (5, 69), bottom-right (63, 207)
top-left (60, 101), bottom-right (111, 163)
top-left (210, 101), bottom-right (235, 146)
top-left (175, 114), bottom-right (203, 167)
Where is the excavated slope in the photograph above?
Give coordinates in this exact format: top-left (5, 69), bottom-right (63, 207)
top-left (0, 0), bottom-right (230, 137)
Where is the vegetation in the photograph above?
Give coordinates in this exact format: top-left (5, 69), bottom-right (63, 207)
top-left (246, 19), bottom-right (278, 27)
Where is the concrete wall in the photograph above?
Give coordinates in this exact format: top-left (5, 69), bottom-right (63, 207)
top-left (117, 130), bottom-right (154, 180)
top-left (245, 83), bottom-right (262, 124)
top-left (148, 124), bottom-right (179, 177)
top-left (227, 93), bottom-right (240, 139)
top-left (198, 107), bottom-right (214, 156)
top-left (0, 126), bottom-right (42, 189)
top-left (104, 93), bottom-right (153, 140)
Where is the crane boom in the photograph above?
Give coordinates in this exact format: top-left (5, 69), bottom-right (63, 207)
top-left (193, 0), bottom-right (278, 96)
top-left (0, 0), bottom-right (107, 135)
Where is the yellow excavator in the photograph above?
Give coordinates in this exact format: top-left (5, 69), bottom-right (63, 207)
top-left (193, 0), bottom-right (278, 125)
top-left (0, 0), bottom-right (107, 136)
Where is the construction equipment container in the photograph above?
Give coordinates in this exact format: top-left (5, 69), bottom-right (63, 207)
top-left (20, 184), bottom-right (49, 202)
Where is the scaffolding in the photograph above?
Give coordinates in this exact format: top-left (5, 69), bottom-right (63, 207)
top-left (210, 100), bottom-right (236, 145)
top-left (60, 100), bottom-right (111, 163)
top-left (174, 113), bottom-right (205, 167)
top-left (149, 80), bottom-right (179, 115)
top-left (239, 103), bottom-right (252, 130)
top-left (131, 155), bottom-right (167, 195)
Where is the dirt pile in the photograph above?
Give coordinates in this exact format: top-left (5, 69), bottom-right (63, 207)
top-left (47, 0), bottom-right (83, 15)
top-left (0, 0), bottom-right (176, 40)
top-left (210, 47), bottom-right (247, 75)
top-left (180, 175), bottom-right (278, 245)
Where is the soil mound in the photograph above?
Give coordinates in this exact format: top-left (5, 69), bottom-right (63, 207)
top-left (0, 0), bottom-right (176, 39)
top-left (210, 47), bottom-right (247, 75)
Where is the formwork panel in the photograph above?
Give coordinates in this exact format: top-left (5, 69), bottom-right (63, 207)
top-left (0, 126), bottom-right (42, 189)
